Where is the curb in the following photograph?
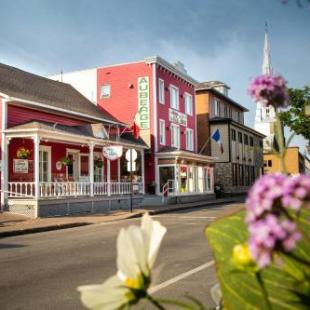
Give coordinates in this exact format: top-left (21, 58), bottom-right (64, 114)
top-left (0, 198), bottom-right (238, 238)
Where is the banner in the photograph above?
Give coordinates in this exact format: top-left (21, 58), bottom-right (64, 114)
top-left (137, 76), bottom-right (150, 130)
top-left (103, 146), bottom-right (123, 160)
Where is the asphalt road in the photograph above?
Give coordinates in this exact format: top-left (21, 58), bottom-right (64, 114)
top-left (0, 203), bottom-right (243, 310)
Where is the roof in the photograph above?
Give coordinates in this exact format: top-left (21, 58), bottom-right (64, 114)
top-left (6, 120), bottom-right (147, 148)
top-left (0, 63), bottom-right (121, 125)
top-left (209, 117), bottom-right (266, 138)
top-left (196, 83), bottom-right (248, 112)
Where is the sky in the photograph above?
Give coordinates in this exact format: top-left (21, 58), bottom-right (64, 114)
top-left (0, 0), bottom-right (309, 151)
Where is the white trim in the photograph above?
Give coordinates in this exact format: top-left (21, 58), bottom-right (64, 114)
top-left (170, 123), bottom-right (180, 149)
top-left (169, 84), bottom-right (179, 110)
top-left (159, 119), bottom-right (166, 145)
top-left (1, 99), bottom-right (8, 209)
top-left (185, 128), bottom-right (194, 151)
top-left (145, 56), bottom-right (198, 85)
top-left (153, 63), bottom-right (158, 152)
top-left (158, 78), bottom-right (165, 104)
top-left (184, 92), bottom-right (193, 116)
top-left (39, 145), bottom-right (52, 182)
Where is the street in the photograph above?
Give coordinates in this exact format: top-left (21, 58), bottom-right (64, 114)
top-left (0, 203), bottom-right (243, 310)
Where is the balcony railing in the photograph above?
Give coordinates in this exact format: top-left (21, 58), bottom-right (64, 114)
top-left (8, 181), bottom-right (143, 198)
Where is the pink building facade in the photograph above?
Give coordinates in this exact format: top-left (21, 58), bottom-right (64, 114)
top-left (55, 57), bottom-right (215, 197)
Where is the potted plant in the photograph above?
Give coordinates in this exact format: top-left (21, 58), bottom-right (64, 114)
top-left (60, 156), bottom-right (74, 166)
top-left (94, 156), bottom-right (103, 168)
top-left (16, 147), bottom-right (30, 159)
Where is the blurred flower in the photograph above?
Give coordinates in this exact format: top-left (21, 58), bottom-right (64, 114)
top-left (245, 174), bottom-right (310, 268)
top-left (232, 244), bottom-right (254, 267)
top-left (78, 213), bottom-right (167, 309)
top-left (249, 74), bottom-right (288, 108)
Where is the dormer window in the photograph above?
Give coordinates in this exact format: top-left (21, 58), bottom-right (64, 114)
top-left (100, 84), bottom-right (111, 99)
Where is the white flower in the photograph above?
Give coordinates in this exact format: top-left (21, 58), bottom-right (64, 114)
top-left (78, 213), bottom-right (167, 310)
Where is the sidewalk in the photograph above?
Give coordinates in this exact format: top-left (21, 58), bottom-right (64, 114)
top-left (0, 196), bottom-right (243, 238)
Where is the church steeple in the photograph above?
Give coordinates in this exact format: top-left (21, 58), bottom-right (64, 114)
top-left (262, 23), bottom-right (273, 75)
top-left (254, 23), bottom-right (276, 151)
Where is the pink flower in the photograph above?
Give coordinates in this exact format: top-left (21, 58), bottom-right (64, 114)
top-left (245, 174), bottom-right (310, 268)
top-left (248, 74), bottom-right (288, 108)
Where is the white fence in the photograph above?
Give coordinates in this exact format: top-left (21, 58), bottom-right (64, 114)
top-left (8, 181), bottom-right (143, 198)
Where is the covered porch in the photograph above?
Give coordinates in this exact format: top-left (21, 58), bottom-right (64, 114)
top-left (155, 149), bottom-right (215, 199)
top-left (3, 121), bottom-right (146, 217)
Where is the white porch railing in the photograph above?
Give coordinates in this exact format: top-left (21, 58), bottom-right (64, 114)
top-left (8, 182), bottom-right (35, 197)
top-left (8, 181), bottom-right (143, 198)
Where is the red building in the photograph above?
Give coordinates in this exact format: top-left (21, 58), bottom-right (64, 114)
top-left (52, 57), bottom-right (215, 198)
top-left (0, 63), bottom-right (147, 217)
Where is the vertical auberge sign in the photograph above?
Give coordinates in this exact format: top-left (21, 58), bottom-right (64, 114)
top-left (137, 77), bottom-right (150, 130)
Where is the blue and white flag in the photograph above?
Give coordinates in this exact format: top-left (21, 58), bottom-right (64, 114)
top-left (212, 129), bottom-right (224, 154)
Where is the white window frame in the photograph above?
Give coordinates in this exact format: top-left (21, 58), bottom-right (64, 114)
top-left (186, 128), bottom-right (194, 151)
top-left (100, 84), bottom-right (111, 99)
top-left (159, 119), bottom-right (166, 145)
top-left (158, 78), bottom-right (165, 104)
top-left (171, 123), bottom-right (180, 149)
top-left (184, 92), bottom-right (193, 116)
top-left (39, 145), bottom-right (51, 182)
top-left (170, 85), bottom-right (179, 110)
top-left (214, 99), bottom-right (220, 117)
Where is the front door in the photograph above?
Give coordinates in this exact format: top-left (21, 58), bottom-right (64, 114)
top-left (67, 150), bottom-right (79, 181)
top-left (159, 166), bottom-right (175, 193)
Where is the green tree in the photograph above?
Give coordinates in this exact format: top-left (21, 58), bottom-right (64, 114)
top-left (279, 86), bottom-right (310, 143)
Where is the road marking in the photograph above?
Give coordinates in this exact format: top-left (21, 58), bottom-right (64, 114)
top-left (148, 260), bottom-right (215, 294)
top-left (153, 215), bottom-right (216, 220)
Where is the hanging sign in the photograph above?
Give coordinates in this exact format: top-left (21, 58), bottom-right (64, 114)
top-left (137, 76), bottom-right (150, 129)
top-left (103, 146), bottom-right (123, 160)
top-left (14, 159), bottom-right (29, 173)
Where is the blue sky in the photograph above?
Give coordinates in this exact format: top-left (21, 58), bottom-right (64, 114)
top-left (1, 0), bottom-right (309, 150)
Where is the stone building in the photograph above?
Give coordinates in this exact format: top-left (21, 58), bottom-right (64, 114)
top-left (195, 81), bottom-right (265, 194)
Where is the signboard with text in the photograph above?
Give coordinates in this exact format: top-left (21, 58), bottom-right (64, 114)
top-left (14, 159), bottom-right (29, 173)
top-left (103, 146), bottom-right (123, 161)
top-left (169, 108), bottom-right (187, 127)
top-left (137, 77), bottom-right (150, 130)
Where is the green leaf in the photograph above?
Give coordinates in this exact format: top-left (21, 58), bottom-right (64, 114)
top-left (205, 210), bottom-right (310, 310)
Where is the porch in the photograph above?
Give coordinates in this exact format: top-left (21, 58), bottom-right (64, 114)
top-left (2, 121), bottom-right (147, 217)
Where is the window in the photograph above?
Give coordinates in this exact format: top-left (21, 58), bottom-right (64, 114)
top-left (239, 164), bottom-right (244, 186)
top-left (170, 85), bottom-right (179, 110)
top-left (238, 112), bottom-right (243, 123)
top-left (159, 119), bottom-right (166, 145)
top-left (250, 137), bottom-right (254, 147)
top-left (159, 79), bottom-right (165, 104)
top-left (238, 132), bottom-right (243, 143)
top-left (224, 105), bottom-right (228, 117)
top-left (171, 124), bottom-right (180, 148)
top-left (186, 128), bottom-right (194, 151)
top-left (268, 160), bottom-right (272, 167)
top-left (264, 160), bottom-right (267, 167)
top-left (39, 146), bottom-right (51, 182)
top-left (259, 140), bottom-right (263, 148)
top-left (229, 107), bottom-right (232, 118)
top-left (184, 93), bottom-right (193, 115)
top-left (244, 134), bottom-right (248, 145)
top-left (231, 129), bottom-right (236, 141)
top-left (100, 84), bottom-right (111, 99)
top-left (214, 99), bottom-right (220, 116)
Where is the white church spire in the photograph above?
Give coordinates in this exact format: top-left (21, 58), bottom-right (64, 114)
top-left (262, 23), bottom-right (273, 75)
top-left (254, 23), bottom-right (276, 151)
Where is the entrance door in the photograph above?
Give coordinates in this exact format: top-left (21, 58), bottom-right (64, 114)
top-left (159, 166), bottom-right (175, 193)
top-left (67, 150), bottom-right (79, 181)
